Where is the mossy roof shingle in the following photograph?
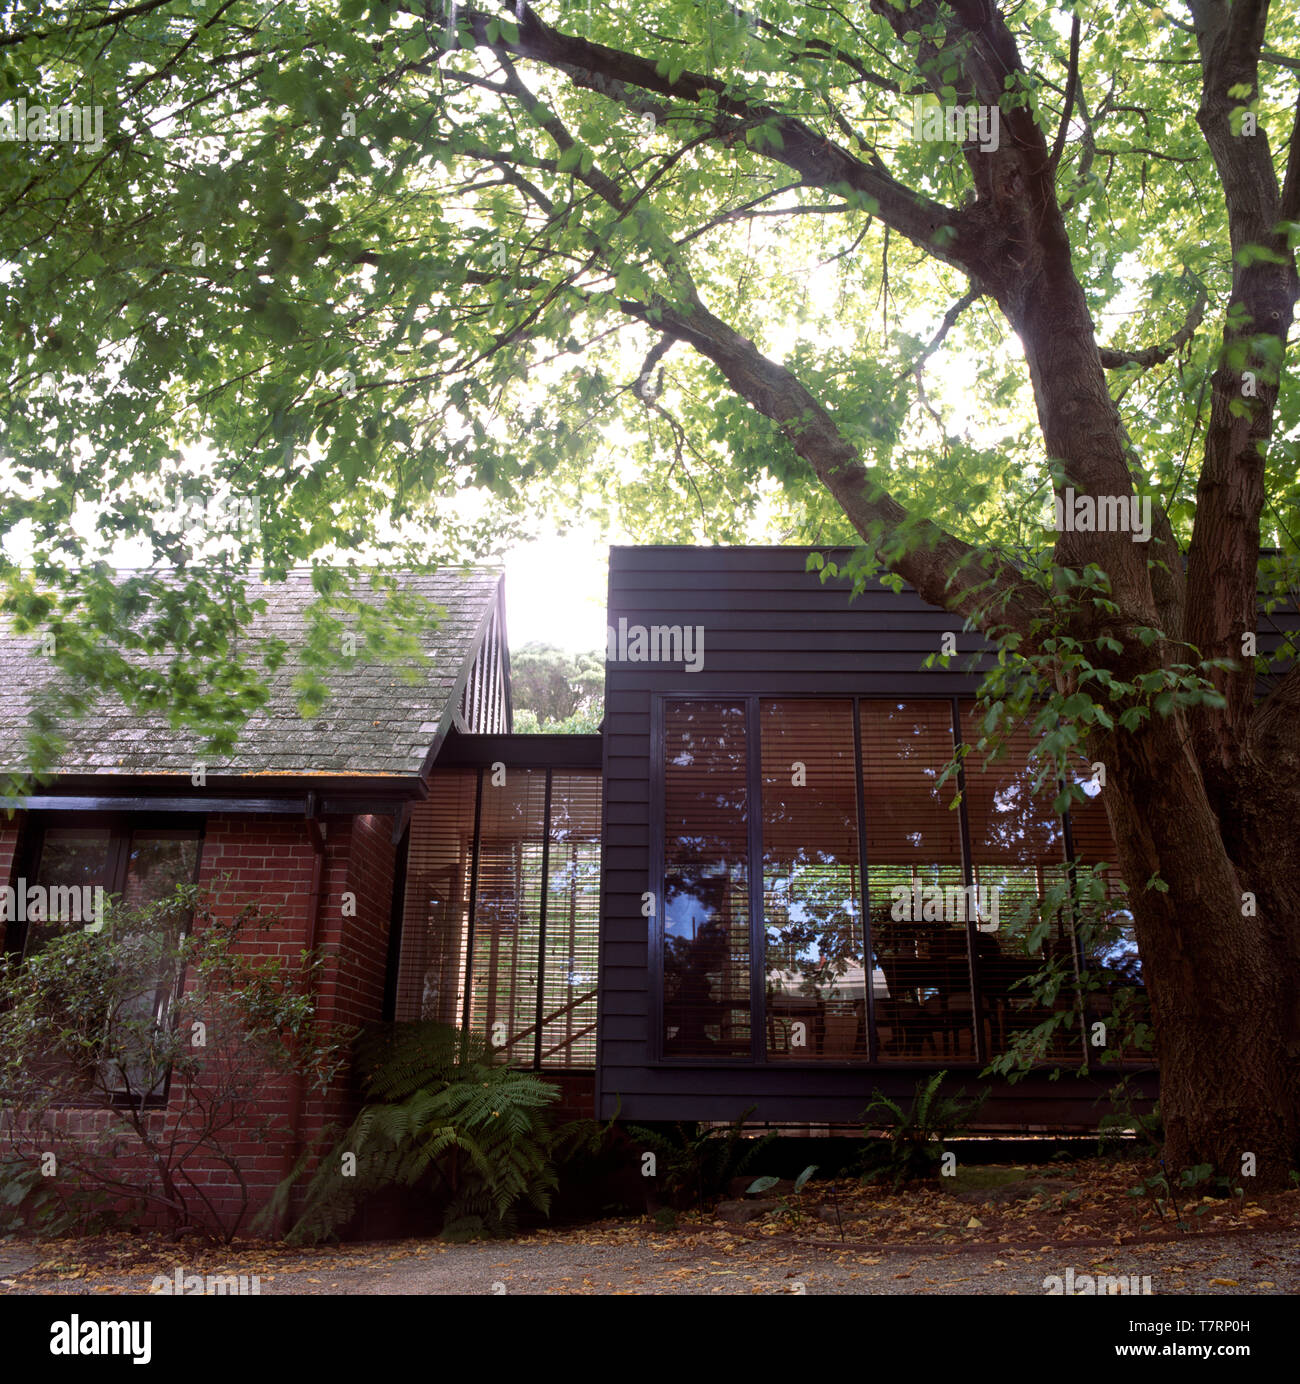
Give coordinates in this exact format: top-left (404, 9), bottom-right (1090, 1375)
top-left (0, 568), bottom-right (501, 778)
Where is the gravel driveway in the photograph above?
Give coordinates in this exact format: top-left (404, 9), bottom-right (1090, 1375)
top-left (6, 1225), bottom-right (1296, 1295)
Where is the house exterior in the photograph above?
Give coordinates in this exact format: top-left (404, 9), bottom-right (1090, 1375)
top-left (0, 569), bottom-right (512, 1228)
top-left (13, 545), bottom-right (1287, 1223)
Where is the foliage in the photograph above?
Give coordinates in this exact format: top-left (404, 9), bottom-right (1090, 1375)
top-left (1127, 1159), bottom-right (1246, 1233)
top-left (1097, 1079), bottom-right (1164, 1158)
top-left (625, 1108), bottom-right (776, 1211)
top-left (859, 1073), bottom-right (987, 1189)
top-left (746, 1162), bottom-right (821, 1228)
top-left (509, 643), bottom-right (604, 731)
top-left (0, 886), bottom-right (346, 1241)
top-left (980, 862), bottom-right (1151, 1083)
top-left (0, 1153), bottom-right (117, 1238)
top-left (277, 1022), bottom-right (561, 1243)
top-left (3, 2), bottom-right (1294, 767)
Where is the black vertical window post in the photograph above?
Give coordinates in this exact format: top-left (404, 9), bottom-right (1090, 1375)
top-left (535, 770), bottom-right (554, 1071)
top-left (951, 698), bottom-right (985, 1066)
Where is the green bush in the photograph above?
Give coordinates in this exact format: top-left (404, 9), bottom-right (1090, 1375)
top-left (276, 1022), bottom-right (561, 1243)
top-left (624, 1109), bottom-right (776, 1210)
top-left (859, 1072), bottom-right (987, 1188)
top-left (0, 886), bottom-right (345, 1241)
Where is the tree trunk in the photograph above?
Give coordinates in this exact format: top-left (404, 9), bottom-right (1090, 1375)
top-left (1095, 716), bottom-right (1300, 1188)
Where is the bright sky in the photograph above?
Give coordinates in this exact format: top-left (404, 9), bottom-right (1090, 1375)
top-left (502, 526), bottom-right (610, 654)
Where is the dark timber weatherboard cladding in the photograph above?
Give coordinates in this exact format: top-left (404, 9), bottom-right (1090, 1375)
top-left (595, 545), bottom-right (1156, 1126)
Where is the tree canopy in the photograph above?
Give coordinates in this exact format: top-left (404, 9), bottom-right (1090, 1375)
top-left (510, 642), bottom-right (603, 730)
top-left (2, 3), bottom-right (1296, 729)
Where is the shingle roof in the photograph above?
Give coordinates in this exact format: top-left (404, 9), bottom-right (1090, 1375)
top-left (0, 569), bottom-right (501, 778)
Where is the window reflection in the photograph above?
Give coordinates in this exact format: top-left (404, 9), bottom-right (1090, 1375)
top-left (663, 702), bottom-right (750, 1057)
top-left (761, 700), bottom-right (865, 1059)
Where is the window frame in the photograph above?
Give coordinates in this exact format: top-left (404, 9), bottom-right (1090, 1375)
top-left (5, 812), bottom-right (206, 1107)
top-left (391, 768), bottom-right (603, 1069)
top-left (651, 693), bottom-right (1110, 1069)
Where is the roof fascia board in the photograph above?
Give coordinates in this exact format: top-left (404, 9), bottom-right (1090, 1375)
top-left (416, 574), bottom-right (503, 778)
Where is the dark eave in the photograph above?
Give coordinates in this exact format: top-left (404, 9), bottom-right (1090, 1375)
top-left (434, 729), bottom-right (603, 770)
top-left (10, 771), bottom-right (427, 817)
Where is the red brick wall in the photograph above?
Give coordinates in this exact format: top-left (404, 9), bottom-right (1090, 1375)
top-left (3, 810), bottom-right (397, 1237)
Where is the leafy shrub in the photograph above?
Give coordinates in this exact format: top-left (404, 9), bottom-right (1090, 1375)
top-left (747, 1163), bottom-right (821, 1227)
top-left (0, 886), bottom-right (345, 1241)
top-left (0, 1154), bottom-right (117, 1238)
top-left (1128, 1159), bottom-right (1245, 1231)
top-left (859, 1072), bottom-right (987, 1187)
top-left (276, 1022), bottom-right (561, 1243)
top-left (624, 1109), bottom-right (776, 1210)
top-left (981, 863), bottom-right (1151, 1082)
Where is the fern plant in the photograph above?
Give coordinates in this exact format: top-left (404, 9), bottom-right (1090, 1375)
top-left (275, 1023), bottom-right (560, 1244)
top-left (625, 1108), bottom-right (776, 1211)
top-left (859, 1072), bottom-right (987, 1188)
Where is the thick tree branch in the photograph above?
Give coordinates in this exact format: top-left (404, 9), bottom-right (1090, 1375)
top-left (1251, 660), bottom-right (1300, 777)
top-left (432, 2), bottom-right (1169, 653)
top-left (1049, 12), bottom-right (1082, 172)
top-left (1098, 286), bottom-right (1208, 368)
top-left (616, 286), bottom-right (1046, 642)
top-left (412, 2), bottom-right (975, 273)
top-left (1184, 0), bottom-right (1300, 759)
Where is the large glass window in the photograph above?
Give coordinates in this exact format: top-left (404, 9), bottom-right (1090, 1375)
top-left (1066, 761), bottom-right (1148, 1056)
top-left (658, 697), bottom-right (1139, 1067)
top-left (393, 770), bottom-right (478, 1026)
top-left (19, 826), bottom-right (113, 956)
top-left (10, 819), bottom-right (202, 1101)
top-left (541, 774), bottom-right (602, 1066)
top-left (762, 700), bottom-right (865, 1060)
top-left (17, 822), bottom-right (200, 959)
top-left (662, 702), bottom-right (751, 1058)
top-left (961, 709), bottom-right (1076, 1062)
top-left (860, 701), bottom-right (972, 1062)
top-left (470, 770), bottom-right (547, 1059)
top-left (394, 767), bottom-right (602, 1067)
